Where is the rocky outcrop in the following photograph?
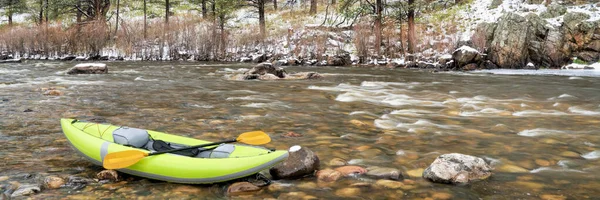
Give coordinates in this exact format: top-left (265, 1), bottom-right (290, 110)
top-left (423, 153), bottom-right (493, 184)
top-left (269, 145), bottom-right (320, 180)
top-left (67, 63), bottom-right (108, 75)
top-left (489, 13), bottom-right (530, 69)
top-left (471, 11), bottom-right (600, 69)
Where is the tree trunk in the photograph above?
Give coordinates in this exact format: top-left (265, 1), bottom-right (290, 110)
top-left (310, 0), bottom-right (317, 15)
top-left (201, 0), bottom-right (207, 18)
top-left (407, 0), bottom-right (416, 55)
top-left (76, 0), bottom-right (82, 23)
top-left (274, 0), bottom-right (277, 10)
top-left (7, 0), bottom-right (12, 26)
top-left (165, 0), bottom-right (170, 24)
top-left (219, 14), bottom-right (226, 57)
top-left (39, 0), bottom-right (44, 24)
top-left (331, 0), bottom-right (336, 5)
top-left (115, 0), bottom-right (120, 36)
top-left (45, 0), bottom-right (48, 23)
top-left (143, 0), bottom-right (147, 39)
top-left (259, 0), bottom-right (266, 40)
top-left (374, 0), bottom-right (382, 55)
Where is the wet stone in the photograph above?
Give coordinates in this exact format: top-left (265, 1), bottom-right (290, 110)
top-left (406, 168), bottom-right (425, 178)
top-left (11, 184), bottom-right (41, 198)
top-left (97, 170), bottom-right (119, 181)
top-left (375, 179), bottom-right (404, 189)
top-left (334, 166), bottom-right (367, 176)
top-left (423, 153), bottom-right (492, 184)
top-left (335, 187), bottom-right (361, 197)
top-left (43, 176), bottom-right (65, 189)
top-left (227, 182), bottom-right (261, 196)
top-left (316, 169), bottom-right (342, 182)
top-left (0, 176), bottom-right (8, 182)
top-left (497, 164), bottom-right (529, 173)
top-left (540, 194), bottom-right (567, 200)
top-left (535, 159), bottom-right (551, 167)
top-left (365, 166), bottom-right (404, 180)
top-left (328, 158), bottom-right (347, 166)
top-left (431, 192), bottom-right (453, 200)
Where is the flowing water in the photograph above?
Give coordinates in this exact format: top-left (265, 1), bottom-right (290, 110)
top-left (1, 62), bottom-right (600, 199)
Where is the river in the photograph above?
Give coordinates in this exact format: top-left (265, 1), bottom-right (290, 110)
top-left (1, 61), bottom-right (599, 199)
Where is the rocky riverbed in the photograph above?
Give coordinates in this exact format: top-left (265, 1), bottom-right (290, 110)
top-left (1, 61), bottom-right (599, 199)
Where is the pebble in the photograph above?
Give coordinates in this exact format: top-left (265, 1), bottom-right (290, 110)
top-left (540, 194), bottom-right (566, 200)
top-left (43, 176), bottom-right (65, 189)
top-left (355, 145), bottom-right (371, 151)
top-left (173, 185), bottom-right (202, 193)
top-left (96, 170), bottom-right (119, 181)
top-left (316, 169), bottom-right (342, 182)
top-left (328, 158), bottom-right (347, 166)
top-left (431, 192), bottom-right (453, 200)
top-left (334, 187), bottom-right (361, 197)
top-left (559, 151), bottom-right (580, 158)
top-left (43, 90), bottom-right (63, 96)
top-left (375, 179), bottom-right (404, 189)
top-left (11, 184), bottom-right (40, 198)
top-left (0, 176), bottom-right (8, 182)
top-left (297, 182), bottom-right (317, 189)
top-left (350, 120), bottom-right (370, 128)
top-left (227, 182), bottom-right (261, 196)
top-left (497, 164), bottom-right (529, 173)
top-left (365, 166), bottom-right (403, 180)
top-left (334, 166), bottom-right (367, 176)
top-left (535, 159), bottom-right (551, 166)
top-left (406, 168), bottom-right (424, 178)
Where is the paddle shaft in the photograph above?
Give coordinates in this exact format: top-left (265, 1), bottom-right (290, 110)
top-left (147, 138), bottom-right (236, 156)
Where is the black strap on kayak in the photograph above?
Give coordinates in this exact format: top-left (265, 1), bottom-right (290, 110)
top-left (152, 140), bottom-right (201, 157)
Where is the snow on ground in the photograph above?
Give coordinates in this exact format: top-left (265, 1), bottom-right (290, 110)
top-left (458, 0), bottom-right (600, 40)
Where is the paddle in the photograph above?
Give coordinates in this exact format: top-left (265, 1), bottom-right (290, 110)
top-left (102, 131), bottom-right (270, 169)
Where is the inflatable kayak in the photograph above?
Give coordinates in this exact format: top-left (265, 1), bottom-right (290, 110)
top-left (60, 118), bottom-right (289, 184)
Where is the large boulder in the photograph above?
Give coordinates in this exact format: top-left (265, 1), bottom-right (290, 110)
top-left (67, 63), bottom-right (108, 75)
top-left (452, 46), bottom-right (482, 68)
top-left (269, 145), bottom-right (320, 180)
top-left (326, 54), bottom-right (351, 66)
top-left (489, 13), bottom-right (530, 69)
top-left (423, 153), bottom-right (493, 184)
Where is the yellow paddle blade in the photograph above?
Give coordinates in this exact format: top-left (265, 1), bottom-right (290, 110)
top-left (236, 131), bottom-right (271, 145)
top-left (103, 150), bottom-right (148, 169)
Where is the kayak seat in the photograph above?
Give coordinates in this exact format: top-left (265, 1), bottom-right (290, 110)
top-left (112, 127), bottom-right (235, 158)
top-left (113, 127), bottom-right (150, 148)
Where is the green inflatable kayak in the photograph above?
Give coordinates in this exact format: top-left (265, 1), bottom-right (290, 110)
top-left (60, 118), bottom-right (289, 184)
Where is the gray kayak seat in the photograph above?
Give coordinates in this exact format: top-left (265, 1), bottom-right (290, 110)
top-left (196, 144), bottom-right (236, 158)
top-left (112, 127), bottom-right (150, 148)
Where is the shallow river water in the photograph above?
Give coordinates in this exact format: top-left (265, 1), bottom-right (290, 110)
top-left (1, 62), bottom-right (600, 199)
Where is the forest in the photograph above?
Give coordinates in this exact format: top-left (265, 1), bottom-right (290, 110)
top-left (0, 0), bottom-right (459, 61)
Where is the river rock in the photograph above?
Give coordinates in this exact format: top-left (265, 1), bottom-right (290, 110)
top-left (328, 158), bottom-right (347, 166)
top-left (452, 46), bottom-right (481, 68)
top-left (422, 153), bottom-right (493, 184)
top-left (43, 176), bottom-right (65, 189)
top-left (286, 72), bottom-right (322, 80)
top-left (11, 184), bottom-right (41, 198)
top-left (67, 63), bottom-right (108, 75)
top-left (246, 63), bottom-right (287, 78)
top-left (316, 169), bottom-right (342, 182)
top-left (334, 166), bottom-right (367, 176)
top-left (96, 170), bottom-right (119, 181)
top-left (365, 166), bottom-right (404, 180)
top-left (269, 145), bottom-right (320, 179)
top-left (226, 182), bottom-right (261, 196)
top-left (43, 89), bottom-right (63, 96)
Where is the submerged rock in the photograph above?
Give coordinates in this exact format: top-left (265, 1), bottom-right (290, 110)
top-left (366, 166), bottom-right (404, 180)
top-left (423, 153), bottom-right (493, 184)
top-left (67, 63), bottom-right (108, 75)
top-left (43, 176), bottom-right (65, 189)
top-left (269, 145), bottom-right (320, 180)
top-left (96, 170), bottom-right (119, 182)
top-left (334, 166), bottom-right (367, 176)
top-left (11, 184), bottom-right (41, 198)
top-left (226, 182), bottom-right (261, 196)
top-left (316, 169), bottom-right (342, 182)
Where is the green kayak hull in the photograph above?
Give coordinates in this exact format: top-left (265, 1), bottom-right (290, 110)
top-left (60, 118), bottom-right (288, 184)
